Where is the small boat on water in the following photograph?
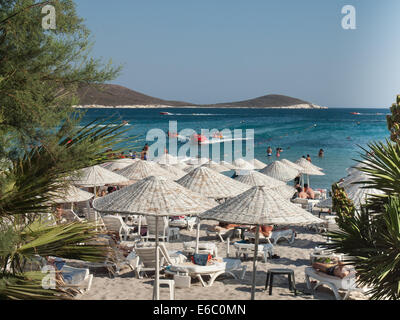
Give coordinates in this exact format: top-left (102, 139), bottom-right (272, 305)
top-left (192, 134), bottom-right (208, 144)
top-left (350, 112), bottom-right (361, 115)
top-left (160, 112), bottom-right (173, 115)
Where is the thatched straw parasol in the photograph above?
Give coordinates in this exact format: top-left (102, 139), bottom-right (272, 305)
top-left (185, 157), bottom-right (210, 166)
top-left (280, 159), bottom-right (305, 172)
top-left (93, 176), bottom-right (217, 300)
top-left (234, 171), bottom-right (296, 199)
top-left (233, 158), bottom-right (255, 170)
top-left (70, 165), bottom-right (129, 187)
top-left (201, 160), bottom-right (230, 173)
top-left (100, 158), bottom-right (139, 171)
top-left (50, 185), bottom-right (94, 204)
top-left (172, 162), bottom-right (190, 171)
top-left (115, 160), bottom-right (175, 183)
top-left (259, 161), bottom-right (299, 182)
top-left (234, 170), bottom-right (285, 188)
top-left (220, 161), bottom-right (236, 170)
top-left (159, 163), bottom-right (187, 180)
top-left (200, 186), bottom-right (323, 300)
top-left (154, 153), bottom-right (179, 165)
top-left (247, 159), bottom-right (268, 170)
top-left (177, 166), bottom-right (250, 200)
top-left (294, 158), bottom-right (324, 187)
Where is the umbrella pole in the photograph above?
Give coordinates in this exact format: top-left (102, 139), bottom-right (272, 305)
top-left (251, 225), bottom-right (260, 300)
top-left (153, 215), bottom-right (160, 301)
top-left (195, 217), bottom-right (200, 254)
top-left (307, 175), bottom-right (310, 187)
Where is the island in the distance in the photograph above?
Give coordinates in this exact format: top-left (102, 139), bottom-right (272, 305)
top-left (74, 84), bottom-right (327, 109)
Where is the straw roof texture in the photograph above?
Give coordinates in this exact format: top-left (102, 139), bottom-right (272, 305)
top-left (220, 161), bottom-right (236, 170)
top-left (172, 162), bottom-right (190, 171)
top-left (185, 157), bottom-right (210, 166)
top-left (234, 171), bottom-right (295, 199)
top-left (159, 163), bottom-right (187, 180)
top-left (177, 166), bottom-right (250, 199)
top-left (71, 165), bottom-right (129, 187)
top-left (234, 170), bottom-right (285, 188)
top-left (101, 158), bottom-right (139, 171)
top-left (51, 185), bottom-right (94, 203)
top-left (295, 158), bottom-right (324, 174)
top-left (200, 186), bottom-right (324, 226)
top-left (248, 159), bottom-right (268, 170)
top-left (201, 161), bottom-right (230, 173)
top-left (115, 160), bottom-right (175, 182)
top-left (280, 159), bottom-right (305, 172)
top-left (93, 176), bottom-right (217, 216)
top-left (259, 161), bottom-right (299, 182)
top-left (154, 153), bottom-right (179, 165)
top-left (233, 158), bottom-right (255, 170)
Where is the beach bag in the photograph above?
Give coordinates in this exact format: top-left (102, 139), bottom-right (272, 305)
top-left (191, 254), bottom-right (212, 266)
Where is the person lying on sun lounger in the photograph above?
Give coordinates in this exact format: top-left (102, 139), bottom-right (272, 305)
top-left (312, 260), bottom-right (351, 279)
top-left (249, 225), bottom-right (274, 238)
top-left (214, 222), bottom-right (240, 232)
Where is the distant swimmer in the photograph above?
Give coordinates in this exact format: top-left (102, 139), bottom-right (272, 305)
top-left (318, 149), bottom-right (324, 157)
top-left (267, 146), bottom-right (273, 157)
top-left (306, 154), bottom-right (312, 162)
top-left (276, 148), bottom-right (281, 158)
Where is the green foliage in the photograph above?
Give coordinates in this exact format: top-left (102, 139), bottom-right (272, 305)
top-left (329, 95), bottom-right (400, 300)
top-left (328, 197), bottom-right (400, 300)
top-left (0, 0), bottom-right (121, 159)
top-left (0, 0), bottom-right (127, 299)
top-left (387, 95), bottom-right (400, 144)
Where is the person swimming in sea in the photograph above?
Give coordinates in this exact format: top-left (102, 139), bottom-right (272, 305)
top-left (318, 149), bottom-right (324, 157)
top-left (267, 146), bottom-right (273, 157)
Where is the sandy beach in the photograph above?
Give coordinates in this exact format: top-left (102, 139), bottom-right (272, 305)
top-left (76, 221), bottom-right (368, 301)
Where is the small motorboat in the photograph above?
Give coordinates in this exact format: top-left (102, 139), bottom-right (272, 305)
top-left (192, 134), bottom-right (208, 144)
top-left (160, 112), bottom-right (173, 115)
top-left (350, 112), bottom-right (361, 115)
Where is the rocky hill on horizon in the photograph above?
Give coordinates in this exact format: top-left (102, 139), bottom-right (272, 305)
top-left (75, 84), bottom-right (326, 109)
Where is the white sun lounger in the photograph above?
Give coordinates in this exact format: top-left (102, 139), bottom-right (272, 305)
top-left (244, 229), bottom-right (295, 245)
top-left (166, 258), bottom-right (246, 287)
top-left (305, 266), bottom-right (363, 300)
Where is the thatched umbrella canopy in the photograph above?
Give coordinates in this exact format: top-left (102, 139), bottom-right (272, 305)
top-left (70, 165), bottom-right (129, 187)
top-left (159, 163), bottom-right (187, 180)
top-left (294, 158), bottom-right (324, 175)
top-left (185, 157), bottom-right (210, 166)
top-left (93, 176), bottom-right (217, 301)
top-left (247, 159), bottom-right (268, 170)
top-left (201, 160), bottom-right (230, 173)
top-left (234, 170), bottom-right (285, 188)
top-left (200, 186), bottom-right (323, 300)
top-left (234, 171), bottom-right (296, 199)
top-left (50, 185), bottom-right (94, 204)
top-left (100, 158), bottom-right (139, 171)
top-left (154, 153), bottom-right (179, 165)
top-left (294, 158), bottom-right (324, 187)
top-left (177, 166), bottom-right (250, 200)
top-left (233, 158), bottom-right (255, 170)
top-left (280, 159), bottom-right (305, 172)
top-left (259, 161), bottom-right (299, 182)
top-left (172, 162), bottom-right (190, 171)
top-left (115, 160), bottom-right (175, 183)
top-left (220, 161), bottom-right (236, 170)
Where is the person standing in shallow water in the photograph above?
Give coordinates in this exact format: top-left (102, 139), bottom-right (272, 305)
top-left (267, 146), bottom-right (273, 157)
top-left (306, 154), bottom-right (312, 162)
top-left (276, 148), bottom-right (280, 158)
top-left (318, 149), bottom-right (324, 157)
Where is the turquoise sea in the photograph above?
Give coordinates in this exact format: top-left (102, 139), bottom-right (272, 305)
top-left (81, 108), bottom-right (390, 190)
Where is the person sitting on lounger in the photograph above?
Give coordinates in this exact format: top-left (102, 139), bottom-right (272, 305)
top-left (312, 261), bottom-right (351, 279)
top-left (297, 187), bottom-right (308, 199)
top-left (304, 184), bottom-right (315, 199)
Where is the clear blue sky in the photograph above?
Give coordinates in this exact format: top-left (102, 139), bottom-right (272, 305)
top-left (75, 0), bottom-right (400, 108)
